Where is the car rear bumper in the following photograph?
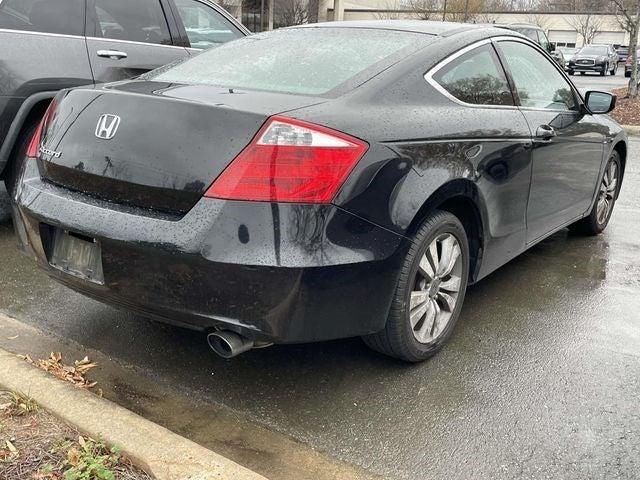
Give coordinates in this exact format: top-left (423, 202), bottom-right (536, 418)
top-left (12, 161), bottom-right (408, 344)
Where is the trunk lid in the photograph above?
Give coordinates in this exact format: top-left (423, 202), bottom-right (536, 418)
top-left (38, 81), bottom-right (324, 214)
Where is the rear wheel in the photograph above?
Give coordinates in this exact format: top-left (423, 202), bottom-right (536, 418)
top-left (571, 151), bottom-right (621, 235)
top-left (363, 210), bottom-right (469, 362)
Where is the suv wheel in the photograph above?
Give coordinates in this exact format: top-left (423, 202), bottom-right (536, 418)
top-left (571, 151), bottom-right (621, 235)
top-left (610, 63), bottom-right (617, 75)
top-left (363, 210), bottom-right (470, 362)
top-left (600, 64), bottom-right (607, 76)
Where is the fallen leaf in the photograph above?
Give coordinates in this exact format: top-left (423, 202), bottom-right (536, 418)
top-left (6, 439), bottom-right (17, 453)
top-left (67, 447), bottom-right (80, 466)
top-left (6, 335), bottom-right (18, 340)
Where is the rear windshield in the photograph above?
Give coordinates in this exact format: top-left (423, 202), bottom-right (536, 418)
top-left (579, 45), bottom-right (608, 55)
top-left (150, 27), bottom-right (432, 95)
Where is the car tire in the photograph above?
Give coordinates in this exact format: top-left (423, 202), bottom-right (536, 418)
top-left (600, 64), bottom-right (607, 76)
top-left (570, 150), bottom-right (621, 236)
top-left (362, 210), bottom-right (470, 362)
top-left (626, 72), bottom-right (631, 78)
top-left (610, 64), bottom-right (616, 75)
top-left (580, 71), bottom-right (585, 75)
top-left (568, 70), bottom-right (574, 75)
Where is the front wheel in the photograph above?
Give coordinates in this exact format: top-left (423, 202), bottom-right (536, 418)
top-left (568, 70), bottom-right (574, 75)
top-left (571, 151), bottom-right (621, 235)
top-left (600, 64), bottom-right (607, 76)
top-left (610, 64), bottom-right (617, 75)
top-left (363, 210), bottom-right (470, 362)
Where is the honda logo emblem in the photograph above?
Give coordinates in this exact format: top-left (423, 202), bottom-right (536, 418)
top-left (95, 114), bottom-right (121, 140)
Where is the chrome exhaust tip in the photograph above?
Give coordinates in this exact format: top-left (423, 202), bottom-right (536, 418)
top-left (207, 331), bottom-right (255, 358)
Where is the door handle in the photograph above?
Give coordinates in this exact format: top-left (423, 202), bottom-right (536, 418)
top-left (535, 124), bottom-right (556, 140)
top-left (97, 50), bottom-right (128, 59)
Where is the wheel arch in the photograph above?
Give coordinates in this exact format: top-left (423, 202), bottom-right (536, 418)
top-left (406, 179), bottom-right (487, 284)
top-left (612, 140), bottom-right (627, 195)
top-left (0, 92), bottom-right (57, 178)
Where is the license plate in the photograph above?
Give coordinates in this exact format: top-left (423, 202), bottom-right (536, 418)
top-left (48, 228), bottom-right (104, 284)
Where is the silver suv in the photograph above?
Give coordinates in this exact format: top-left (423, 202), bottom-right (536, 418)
top-left (0, 0), bottom-right (249, 219)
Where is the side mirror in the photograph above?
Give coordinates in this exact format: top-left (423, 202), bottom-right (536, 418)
top-left (584, 90), bottom-right (616, 114)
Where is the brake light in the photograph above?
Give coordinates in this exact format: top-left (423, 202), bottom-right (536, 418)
top-left (205, 116), bottom-right (368, 203)
top-left (26, 99), bottom-right (58, 159)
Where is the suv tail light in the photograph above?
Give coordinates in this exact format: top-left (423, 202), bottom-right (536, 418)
top-left (26, 99), bottom-right (58, 159)
top-left (205, 116), bottom-right (368, 203)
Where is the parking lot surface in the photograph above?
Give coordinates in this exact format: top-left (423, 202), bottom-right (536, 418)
top-left (0, 135), bottom-right (638, 480)
top-left (571, 71), bottom-right (629, 92)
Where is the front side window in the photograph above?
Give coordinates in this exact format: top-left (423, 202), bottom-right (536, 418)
top-left (0, 0), bottom-right (84, 36)
top-left (173, 0), bottom-right (242, 49)
top-left (498, 41), bottom-right (576, 111)
top-left (91, 0), bottom-right (172, 45)
top-left (538, 31), bottom-right (551, 51)
top-left (432, 44), bottom-right (514, 106)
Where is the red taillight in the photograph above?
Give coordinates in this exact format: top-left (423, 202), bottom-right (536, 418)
top-left (205, 116), bottom-right (368, 203)
top-left (25, 99), bottom-right (58, 159)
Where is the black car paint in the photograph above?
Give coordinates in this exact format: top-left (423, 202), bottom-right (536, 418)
top-left (12, 22), bottom-right (627, 345)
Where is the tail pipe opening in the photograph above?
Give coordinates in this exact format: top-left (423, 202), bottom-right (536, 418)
top-left (207, 331), bottom-right (255, 358)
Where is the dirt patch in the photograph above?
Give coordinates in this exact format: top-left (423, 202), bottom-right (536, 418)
top-left (0, 391), bottom-right (151, 480)
top-left (610, 87), bottom-right (640, 126)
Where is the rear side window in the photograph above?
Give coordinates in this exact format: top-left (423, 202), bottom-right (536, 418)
top-left (151, 28), bottom-right (433, 95)
top-left (431, 44), bottom-right (514, 106)
top-left (173, 0), bottom-right (242, 49)
top-left (90, 0), bottom-right (172, 45)
top-left (0, 0), bottom-right (84, 36)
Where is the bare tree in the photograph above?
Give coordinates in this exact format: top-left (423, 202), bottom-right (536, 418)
top-left (374, 2), bottom-right (405, 19)
top-left (611, 0), bottom-right (640, 96)
top-left (274, 0), bottom-right (310, 26)
top-left (525, 13), bottom-right (551, 30)
top-left (568, 14), bottom-right (605, 43)
top-left (403, 0), bottom-right (440, 19)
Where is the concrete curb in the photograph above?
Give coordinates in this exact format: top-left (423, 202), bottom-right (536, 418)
top-left (622, 125), bottom-right (640, 136)
top-left (0, 346), bottom-right (267, 480)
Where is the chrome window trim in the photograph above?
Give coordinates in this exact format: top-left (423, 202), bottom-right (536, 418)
top-left (0, 28), bottom-right (188, 50)
top-left (0, 28), bottom-right (84, 40)
top-left (86, 36), bottom-right (187, 50)
top-left (424, 38), bottom-right (518, 111)
top-left (425, 35), bottom-right (583, 115)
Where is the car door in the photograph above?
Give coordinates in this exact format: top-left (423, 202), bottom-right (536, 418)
top-left (495, 38), bottom-right (605, 243)
top-left (85, 0), bottom-right (189, 83)
top-left (167, 0), bottom-right (246, 53)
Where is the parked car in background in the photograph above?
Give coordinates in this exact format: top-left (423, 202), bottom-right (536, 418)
top-left (558, 46), bottom-right (577, 66)
top-left (568, 44), bottom-right (618, 76)
top-left (625, 49), bottom-right (639, 77)
top-left (12, 22), bottom-right (626, 362)
top-left (617, 46), bottom-right (629, 63)
top-left (495, 23), bottom-right (555, 53)
top-left (0, 0), bottom-right (249, 214)
top-left (550, 48), bottom-right (566, 68)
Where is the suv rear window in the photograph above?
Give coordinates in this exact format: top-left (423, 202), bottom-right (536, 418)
top-left (151, 27), bottom-right (432, 95)
top-left (0, 0), bottom-right (84, 36)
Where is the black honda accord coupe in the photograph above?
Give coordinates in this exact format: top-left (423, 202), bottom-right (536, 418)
top-left (9, 21), bottom-right (626, 362)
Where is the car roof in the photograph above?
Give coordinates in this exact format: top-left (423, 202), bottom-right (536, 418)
top-left (294, 20), bottom-right (514, 37)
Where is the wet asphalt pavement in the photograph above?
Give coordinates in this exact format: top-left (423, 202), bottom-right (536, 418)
top-left (0, 138), bottom-right (639, 480)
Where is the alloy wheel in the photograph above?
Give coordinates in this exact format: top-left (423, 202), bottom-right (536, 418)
top-left (597, 160), bottom-right (618, 224)
top-left (409, 233), bottom-right (463, 344)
